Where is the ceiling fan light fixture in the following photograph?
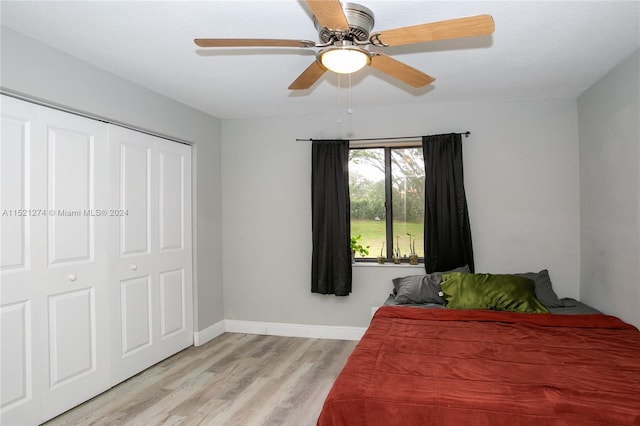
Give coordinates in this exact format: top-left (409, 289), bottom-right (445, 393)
top-left (318, 45), bottom-right (371, 74)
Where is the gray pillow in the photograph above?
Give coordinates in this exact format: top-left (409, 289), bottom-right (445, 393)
top-left (515, 269), bottom-right (565, 307)
top-left (393, 265), bottom-right (470, 305)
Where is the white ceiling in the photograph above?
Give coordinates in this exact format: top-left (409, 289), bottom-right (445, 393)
top-left (1, 1), bottom-right (639, 120)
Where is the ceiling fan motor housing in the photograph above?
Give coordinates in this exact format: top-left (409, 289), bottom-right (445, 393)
top-left (314, 2), bottom-right (375, 42)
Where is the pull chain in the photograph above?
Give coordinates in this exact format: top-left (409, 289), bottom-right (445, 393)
top-left (337, 74), bottom-right (354, 123)
top-left (336, 74), bottom-right (342, 124)
top-left (347, 73), bottom-right (353, 115)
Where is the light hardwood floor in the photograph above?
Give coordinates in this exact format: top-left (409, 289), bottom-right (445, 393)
top-left (44, 333), bottom-right (357, 426)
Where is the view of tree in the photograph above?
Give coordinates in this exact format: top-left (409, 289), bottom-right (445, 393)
top-left (349, 148), bottom-right (385, 221)
top-left (391, 148), bottom-right (425, 223)
top-left (350, 178), bottom-right (385, 220)
top-left (349, 146), bottom-right (425, 258)
top-left (349, 147), bottom-right (424, 222)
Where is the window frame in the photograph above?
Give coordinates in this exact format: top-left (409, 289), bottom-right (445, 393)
top-left (349, 140), bottom-right (424, 263)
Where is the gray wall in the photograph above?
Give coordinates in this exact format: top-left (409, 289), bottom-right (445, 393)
top-left (6, 24), bottom-right (637, 332)
top-left (1, 27), bottom-right (224, 331)
top-left (221, 99), bottom-right (581, 327)
top-left (578, 49), bottom-right (640, 329)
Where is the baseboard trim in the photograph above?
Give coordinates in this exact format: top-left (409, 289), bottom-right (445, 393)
top-left (193, 320), bottom-right (225, 346)
top-left (224, 320), bottom-right (366, 341)
top-left (195, 319), bottom-right (366, 344)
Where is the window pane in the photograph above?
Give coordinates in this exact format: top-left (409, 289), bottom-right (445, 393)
top-left (391, 147), bottom-right (424, 258)
top-left (349, 148), bottom-right (385, 258)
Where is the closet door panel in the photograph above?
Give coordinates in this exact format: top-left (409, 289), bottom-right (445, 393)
top-left (119, 275), bottom-right (153, 355)
top-left (116, 135), bottom-right (156, 369)
top-left (1, 113), bottom-right (30, 271)
top-left (109, 126), bottom-right (160, 384)
top-left (39, 107), bottom-right (110, 421)
top-left (0, 300), bottom-right (40, 425)
top-left (159, 151), bottom-right (184, 251)
top-left (0, 97), bottom-right (43, 426)
top-left (120, 142), bottom-right (151, 256)
top-left (159, 268), bottom-right (186, 338)
top-left (47, 288), bottom-right (97, 387)
top-left (47, 127), bottom-right (94, 264)
top-left (155, 140), bottom-right (192, 360)
top-left (1, 302), bottom-right (31, 406)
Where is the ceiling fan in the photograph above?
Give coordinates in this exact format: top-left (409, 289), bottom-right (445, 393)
top-left (194, 0), bottom-right (494, 90)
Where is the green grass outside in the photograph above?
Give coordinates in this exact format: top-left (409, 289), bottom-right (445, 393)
top-left (351, 219), bottom-right (424, 258)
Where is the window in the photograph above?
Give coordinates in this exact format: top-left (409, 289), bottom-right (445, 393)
top-left (349, 143), bottom-right (425, 261)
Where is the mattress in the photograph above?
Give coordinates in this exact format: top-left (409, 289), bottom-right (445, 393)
top-left (317, 306), bottom-right (640, 426)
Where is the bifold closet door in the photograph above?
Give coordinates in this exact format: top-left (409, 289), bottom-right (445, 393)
top-left (1, 96), bottom-right (111, 424)
top-left (109, 126), bottom-right (193, 385)
top-left (1, 96), bottom-right (43, 426)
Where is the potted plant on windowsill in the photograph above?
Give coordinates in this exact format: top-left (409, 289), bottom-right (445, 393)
top-left (377, 242), bottom-right (386, 264)
top-left (350, 235), bottom-right (370, 263)
top-left (393, 236), bottom-right (401, 264)
top-left (407, 233), bottom-right (419, 265)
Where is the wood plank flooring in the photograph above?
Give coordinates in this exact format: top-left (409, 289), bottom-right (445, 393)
top-left (43, 333), bottom-right (358, 426)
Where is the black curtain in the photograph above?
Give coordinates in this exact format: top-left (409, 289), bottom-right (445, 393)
top-left (311, 140), bottom-right (352, 296)
top-left (422, 133), bottom-right (474, 273)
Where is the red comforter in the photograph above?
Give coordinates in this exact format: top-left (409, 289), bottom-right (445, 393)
top-left (317, 306), bottom-right (640, 426)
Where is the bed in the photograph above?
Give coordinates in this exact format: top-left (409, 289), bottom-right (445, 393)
top-left (317, 269), bottom-right (640, 426)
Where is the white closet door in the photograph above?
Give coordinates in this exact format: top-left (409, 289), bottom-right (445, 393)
top-left (109, 126), bottom-right (192, 385)
top-left (1, 96), bottom-right (44, 426)
top-left (154, 138), bottom-right (193, 361)
top-left (1, 96), bottom-right (111, 423)
top-left (39, 106), bottom-right (111, 420)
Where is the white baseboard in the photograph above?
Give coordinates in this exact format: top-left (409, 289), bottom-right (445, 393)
top-left (371, 306), bottom-right (381, 318)
top-left (194, 319), bottom-right (366, 344)
top-left (193, 319), bottom-right (225, 346)
top-left (224, 319), bottom-right (366, 341)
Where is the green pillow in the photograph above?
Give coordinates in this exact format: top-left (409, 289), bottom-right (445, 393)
top-left (441, 272), bottom-right (549, 313)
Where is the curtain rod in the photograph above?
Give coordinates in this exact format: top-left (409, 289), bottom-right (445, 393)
top-left (296, 131), bottom-right (470, 142)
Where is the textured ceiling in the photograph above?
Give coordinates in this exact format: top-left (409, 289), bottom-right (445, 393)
top-left (1, 1), bottom-right (639, 119)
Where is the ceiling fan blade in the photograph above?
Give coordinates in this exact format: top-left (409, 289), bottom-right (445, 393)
top-left (369, 54), bottom-right (435, 88)
top-left (305, 0), bottom-right (349, 31)
top-left (375, 15), bottom-right (495, 47)
top-left (289, 61), bottom-right (327, 90)
top-left (194, 38), bottom-right (316, 48)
